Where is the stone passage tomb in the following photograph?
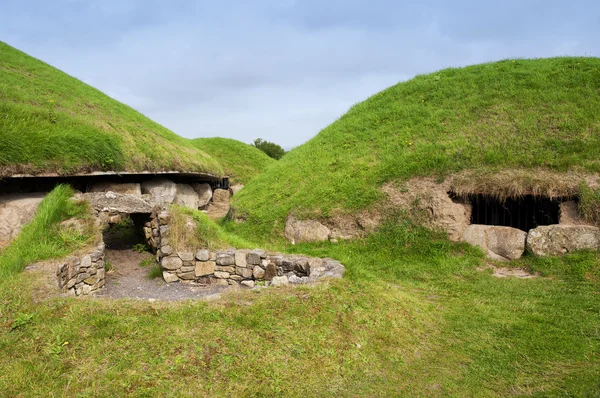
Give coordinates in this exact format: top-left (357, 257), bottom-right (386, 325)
top-left (147, 211), bottom-right (345, 287)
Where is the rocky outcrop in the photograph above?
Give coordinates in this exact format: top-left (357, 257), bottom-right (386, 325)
top-left (141, 179), bottom-right (178, 204)
top-left (527, 225), bottom-right (600, 256)
top-left (284, 215), bottom-right (331, 244)
top-left (0, 193), bottom-right (45, 243)
top-left (463, 225), bottom-right (527, 261)
top-left (383, 179), bottom-right (472, 241)
top-left (84, 192), bottom-right (154, 214)
top-left (207, 189), bottom-right (231, 220)
top-left (89, 183), bottom-right (141, 195)
top-left (174, 184), bottom-right (200, 210)
top-left (191, 183), bottom-right (213, 208)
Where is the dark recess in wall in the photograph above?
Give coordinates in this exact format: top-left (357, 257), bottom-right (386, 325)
top-left (467, 194), bottom-right (564, 232)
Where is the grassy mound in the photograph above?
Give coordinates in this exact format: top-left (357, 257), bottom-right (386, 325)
top-left (0, 41), bottom-right (223, 176)
top-left (191, 137), bottom-right (275, 184)
top-left (233, 57), bottom-right (600, 239)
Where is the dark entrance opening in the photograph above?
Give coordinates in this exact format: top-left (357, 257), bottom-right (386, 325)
top-left (467, 194), bottom-right (562, 232)
top-left (102, 213), bottom-right (151, 250)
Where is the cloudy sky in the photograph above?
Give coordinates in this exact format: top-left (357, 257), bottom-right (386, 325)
top-left (1, 1), bottom-right (599, 148)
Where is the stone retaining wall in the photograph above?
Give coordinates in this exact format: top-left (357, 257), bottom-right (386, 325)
top-left (56, 242), bottom-right (106, 296)
top-left (146, 210), bottom-right (345, 286)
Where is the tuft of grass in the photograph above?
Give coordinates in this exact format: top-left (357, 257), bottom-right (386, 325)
top-left (147, 263), bottom-right (163, 279)
top-left (232, 57), bottom-right (600, 240)
top-left (579, 181), bottom-right (600, 225)
top-left (169, 205), bottom-right (254, 251)
top-left (191, 137), bottom-right (276, 184)
top-left (0, 41), bottom-right (224, 176)
top-left (0, 185), bottom-right (94, 278)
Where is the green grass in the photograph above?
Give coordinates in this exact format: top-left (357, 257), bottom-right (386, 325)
top-left (1, 213), bottom-right (599, 396)
top-left (192, 137), bottom-right (276, 184)
top-left (233, 57), bottom-right (600, 240)
top-left (0, 41), bottom-right (224, 176)
top-left (0, 185), bottom-right (93, 278)
top-left (169, 205), bottom-right (254, 251)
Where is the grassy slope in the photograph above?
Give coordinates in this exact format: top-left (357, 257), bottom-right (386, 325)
top-left (0, 41), bottom-right (223, 176)
top-left (191, 137), bottom-right (275, 184)
top-left (233, 57), bottom-right (600, 239)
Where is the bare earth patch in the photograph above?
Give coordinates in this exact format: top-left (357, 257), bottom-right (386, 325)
top-left (478, 264), bottom-right (539, 279)
top-left (97, 249), bottom-right (230, 301)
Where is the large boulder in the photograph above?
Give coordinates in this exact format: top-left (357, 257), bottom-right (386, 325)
top-left (527, 225), bottom-right (600, 256)
top-left (284, 215), bottom-right (331, 244)
top-left (190, 183), bottom-right (213, 207)
top-left (463, 225), bottom-right (527, 261)
top-left (89, 183), bottom-right (141, 195)
top-left (0, 193), bottom-right (45, 243)
top-left (174, 184), bottom-right (200, 210)
top-left (141, 179), bottom-right (177, 204)
top-left (84, 192), bottom-right (154, 214)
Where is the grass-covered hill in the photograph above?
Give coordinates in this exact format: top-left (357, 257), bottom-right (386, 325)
top-left (233, 57), bottom-right (600, 239)
top-left (0, 41), bottom-right (223, 177)
top-left (191, 137), bottom-right (275, 184)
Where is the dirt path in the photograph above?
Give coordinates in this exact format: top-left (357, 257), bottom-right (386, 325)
top-left (95, 249), bottom-right (229, 301)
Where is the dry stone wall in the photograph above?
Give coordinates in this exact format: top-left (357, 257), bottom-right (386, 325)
top-left (147, 210), bottom-right (345, 286)
top-left (56, 242), bottom-right (106, 296)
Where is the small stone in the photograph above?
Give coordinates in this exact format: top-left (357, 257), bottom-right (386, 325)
top-left (161, 245), bottom-right (174, 256)
top-left (247, 251), bottom-right (262, 265)
top-left (84, 276), bottom-right (99, 285)
top-left (163, 271), bottom-right (179, 283)
top-left (180, 266), bottom-right (195, 273)
top-left (80, 255), bottom-right (92, 268)
top-left (178, 272), bottom-right (195, 280)
top-left (195, 261), bottom-right (215, 277)
top-left (76, 273), bottom-right (91, 283)
top-left (214, 271), bottom-right (230, 279)
top-left (271, 276), bottom-right (289, 287)
top-left (97, 268), bottom-right (105, 280)
top-left (66, 278), bottom-right (77, 289)
top-left (161, 256), bottom-right (183, 270)
top-left (228, 279), bottom-right (239, 285)
top-left (82, 285), bottom-right (92, 295)
top-left (241, 280), bottom-right (255, 288)
top-left (213, 278), bottom-right (229, 286)
top-left (209, 252), bottom-right (217, 261)
top-left (253, 266), bottom-right (265, 280)
top-left (75, 287), bottom-right (83, 296)
top-left (215, 265), bottom-right (236, 273)
top-left (229, 275), bottom-right (243, 281)
top-left (196, 249), bottom-right (210, 261)
top-left (144, 227), bottom-right (152, 240)
top-left (109, 215), bottom-right (121, 224)
top-left (236, 267), bottom-right (253, 278)
top-left (159, 225), bottom-right (170, 235)
top-left (264, 263), bottom-right (277, 281)
top-left (178, 252), bottom-right (195, 262)
top-left (158, 211), bottom-right (171, 224)
top-left (289, 275), bottom-right (304, 284)
top-left (235, 250), bottom-right (249, 267)
top-left (216, 254), bottom-right (235, 266)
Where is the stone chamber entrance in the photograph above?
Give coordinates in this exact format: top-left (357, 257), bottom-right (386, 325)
top-left (466, 194), bottom-right (563, 232)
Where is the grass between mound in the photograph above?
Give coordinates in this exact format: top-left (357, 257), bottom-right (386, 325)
top-left (0, 212), bottom-right (599, 396)
top-left (233, 57), bottom-right (600, 240)
top-left (0, 185), bottom-right (94, 278)
top-left (0, 41), bottom-right (223, 176)
top-left (191, 138), bottom-right (276, 184)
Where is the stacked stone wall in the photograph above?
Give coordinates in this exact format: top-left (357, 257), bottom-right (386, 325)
top-left (147, 210), bottom-right (345, 286)
top-left (56, 242), bottom-right (106, 296)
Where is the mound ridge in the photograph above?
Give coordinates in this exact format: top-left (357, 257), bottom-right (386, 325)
top-left (191, 138), bottom-right (275, 184)
top-left (233, 57), bottom-right (600, 240)
top-left (0, 41), bottom-right (223, 177)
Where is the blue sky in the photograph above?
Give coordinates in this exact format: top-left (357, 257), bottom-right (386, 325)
top-left (1, 1), bottom-right (599, 148)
